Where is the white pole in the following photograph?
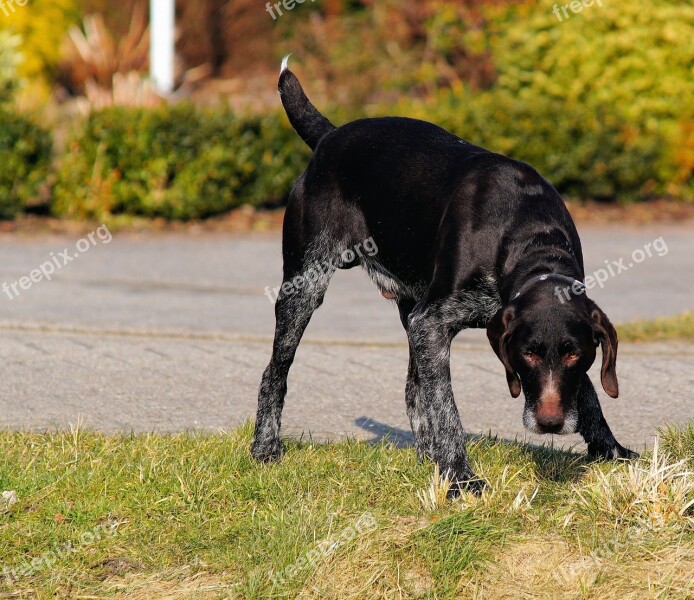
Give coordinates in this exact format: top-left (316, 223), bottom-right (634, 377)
top-left (150, 0), bottom-right (175, 94)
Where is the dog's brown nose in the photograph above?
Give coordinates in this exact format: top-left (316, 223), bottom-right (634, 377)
top-left (536, 397), bottom-right (564, 432)
top-left (536, 411), bottom-right (564, 433)
top-left (536, 385), bottom-right (564, 432)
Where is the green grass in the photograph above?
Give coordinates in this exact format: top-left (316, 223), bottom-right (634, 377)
top-left (0, 422), bottom-right (692, 599)
top-left (617, 312), bottom-right (694, 343)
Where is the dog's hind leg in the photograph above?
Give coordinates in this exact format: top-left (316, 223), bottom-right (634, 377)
top-left (251, 238), bottom-right (335, 462)
top-left (577, 375), bottom-right (638, 460)
top-left (407, 297), bottom-right (485, 497)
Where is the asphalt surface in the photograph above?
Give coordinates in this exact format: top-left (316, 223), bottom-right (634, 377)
top-left (0, 225), bottom-right (692, 452)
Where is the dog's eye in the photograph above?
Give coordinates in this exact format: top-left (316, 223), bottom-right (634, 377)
top-left (522, 351), bottom-right (540, 363)
top-left (565, 352), bottom-right (579, 364)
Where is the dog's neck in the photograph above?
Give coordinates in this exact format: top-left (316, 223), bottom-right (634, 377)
top-left (501, 249), bottom-right (584, 303)
top-left (510, 272), bottom-right (585, 302)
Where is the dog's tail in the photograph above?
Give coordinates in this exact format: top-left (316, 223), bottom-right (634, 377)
top-left (278, 55), bottom-right (335, 151)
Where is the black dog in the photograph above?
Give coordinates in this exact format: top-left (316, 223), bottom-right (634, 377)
top-left (251, 58), bottom-right (637, 495)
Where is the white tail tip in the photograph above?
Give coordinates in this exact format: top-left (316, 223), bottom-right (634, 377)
top-left (280, 54), bottom-right (292, 74)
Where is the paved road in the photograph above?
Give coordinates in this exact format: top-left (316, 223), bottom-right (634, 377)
top-left (0, 225), bottom-right (692, 451)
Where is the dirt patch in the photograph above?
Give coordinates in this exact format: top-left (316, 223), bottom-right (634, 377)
top-left (2, 199), bottom-right (692, 238)
top-left (565, 199), bottom-right (694, 225)
top-left (0, 206), bottom-right (285, 237)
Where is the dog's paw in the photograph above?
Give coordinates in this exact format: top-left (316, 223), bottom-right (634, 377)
top-left (250, 438), bottom-right (283, 463)
top-left (612, 445), bottom-right (639, 461)
top-left (587, 441), bottom-right (638, 461)
top-left (447, 474), bottom-right (488, 499)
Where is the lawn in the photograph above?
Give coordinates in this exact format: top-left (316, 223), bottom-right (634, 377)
top-left (617, 312), bottom-right (694, 343)
top-left (0, 421), bottom-right (692, 599)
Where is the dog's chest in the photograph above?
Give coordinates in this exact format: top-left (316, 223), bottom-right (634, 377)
top-left (455, 277), bottom-right (502, 325)
top-left (362, 260), bottom-right (501, 323)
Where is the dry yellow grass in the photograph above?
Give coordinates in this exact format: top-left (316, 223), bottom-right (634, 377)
top-left (469, 537), bottom-right (694, 600)
top-left (103, 568), bottom-right (228, 599)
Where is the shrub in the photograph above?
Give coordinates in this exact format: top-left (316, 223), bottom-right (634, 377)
top-left (0, 111), bottom-right (52, 219)
top-left (52, 105), bottom-right (310, 220)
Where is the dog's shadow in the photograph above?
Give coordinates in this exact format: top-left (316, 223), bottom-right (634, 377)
top-left (354, 416), bottom-right (414, 447)
top-left (354, 416), bottom-right (594, 483)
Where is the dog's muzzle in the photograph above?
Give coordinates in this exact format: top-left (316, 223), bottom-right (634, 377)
top-left (523, 406), bottom-right (578, 435)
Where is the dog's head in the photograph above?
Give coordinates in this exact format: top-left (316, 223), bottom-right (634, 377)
top-left (487, 279), bottom-right (618, 435)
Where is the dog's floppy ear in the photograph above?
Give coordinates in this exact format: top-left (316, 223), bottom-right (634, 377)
top-left (487, 306), bottom-right (521, 398)
top-left (589, 302), bottom-right (619, 398)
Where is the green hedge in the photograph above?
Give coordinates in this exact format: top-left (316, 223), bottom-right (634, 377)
top-left (52, 105), bottom-right (311, 220)
top-left (0, 111), bottom-right (52, 219)
top-left (4, 0), bottom-right (694, 221)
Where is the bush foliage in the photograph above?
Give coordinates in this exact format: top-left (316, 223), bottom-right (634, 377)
top-left (0, 111), bottom-right (52, 218)
top-left (52, 105), bottom-right (310, 220)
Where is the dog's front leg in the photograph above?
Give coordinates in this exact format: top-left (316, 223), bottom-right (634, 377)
top-left (408, 308), bottom-right (485, 497)
top-left (577, 375), bottom-right (638, 460)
